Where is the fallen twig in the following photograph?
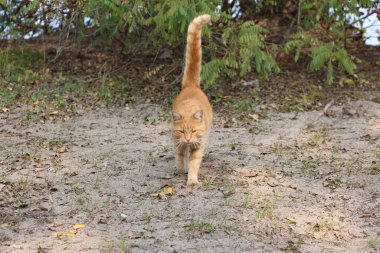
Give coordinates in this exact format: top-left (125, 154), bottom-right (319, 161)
top-left (310, 99), bottom-right (335, 124)
top-left (323, 99), bottom-right (335, 116)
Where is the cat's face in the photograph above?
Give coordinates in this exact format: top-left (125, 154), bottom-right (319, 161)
top-left (172, 110), bottom-right (204, 148)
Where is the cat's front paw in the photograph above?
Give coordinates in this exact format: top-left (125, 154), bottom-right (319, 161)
top-left (187, 178), bottom-right (200, 186)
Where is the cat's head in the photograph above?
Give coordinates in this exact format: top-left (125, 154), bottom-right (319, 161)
top-left (172, 110), bottom-right (204, 145)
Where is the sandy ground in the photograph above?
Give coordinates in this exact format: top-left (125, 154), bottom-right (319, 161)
top-left (0, 100), bottom-right (379, 253)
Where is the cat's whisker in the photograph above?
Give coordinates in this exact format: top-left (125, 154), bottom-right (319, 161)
top-left (175, 141), bottom-right (184, 152)
top-left (189, 141), bottom-right (200, 150)
top-left (194, 141), bottom-right (200, 149)
top-left (178, 142), bottom-right (184, 151)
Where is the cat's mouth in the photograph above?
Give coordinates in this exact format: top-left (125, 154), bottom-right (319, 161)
top-left (175, 140), bottom-right (201, 150)
top-left (183, 141), bottom-right (200, 149)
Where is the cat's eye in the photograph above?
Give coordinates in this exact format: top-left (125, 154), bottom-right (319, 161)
top-left (192, 130), bottom-right (196, 133)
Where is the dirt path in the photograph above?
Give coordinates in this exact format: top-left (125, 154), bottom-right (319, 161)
top-left (1, 101), bottom-right (379, 253)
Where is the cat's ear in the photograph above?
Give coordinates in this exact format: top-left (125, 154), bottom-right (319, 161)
top-left (172, 112), bottom-right (182, 121)
top-left (193, 110), bottom-right (203, 120)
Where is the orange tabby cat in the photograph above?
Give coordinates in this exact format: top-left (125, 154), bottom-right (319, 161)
top-left (172, 15), bottom-right (213, 186)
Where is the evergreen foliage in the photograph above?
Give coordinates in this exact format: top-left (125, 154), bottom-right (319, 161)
top-left (202, 20), bottom-right (279, 89)
top-left (1, 0), bottom-right (379, 86)
top-left (308, 43), bottom-right (356, 85)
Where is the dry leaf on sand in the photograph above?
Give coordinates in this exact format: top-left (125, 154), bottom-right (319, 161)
top-left (73, 224), bottom-right (85, 230)
top-left (151, 186), bottom-right (175, 197)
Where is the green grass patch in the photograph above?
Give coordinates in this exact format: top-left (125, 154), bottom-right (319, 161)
top-left (188, 217), bottom-right (215, 233)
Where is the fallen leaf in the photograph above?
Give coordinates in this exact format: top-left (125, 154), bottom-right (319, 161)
top-left (267, 181), bottom-right (279, 187)
top-left (275, 174), bottom-right (283, 180)
top-left (241, 171), bottom-right (258, 177)
top-left (37, 246), bottom-right (49, 253)
top-left (58, 146), bottom-right (67, 153)
top-left (73, 224), bottom-right (85, 230)
top-left (1, 223), bottom-right (11, 228)
top-left (267, 178), bottom-right (279, 187)
top-left (360, 211), bottom-right (375, 218)
top-left (32, 101), bottom-right (40, 108)
top-left (21, 153), bottom-right (32, 161)
top-left (249, 114), bottom-right (259, 121)
top-left (98, 218), bottom-right (107, 224)
top-left (127, 231), bottom-right (144, 239)
top-left (34, 167), bottom-right (45, 172)
top-left (150, 186), bottom-right (175, 197)
top-left (343, 78), bottom-right (355, 85)
top-left (163, 186), bottom-right (174, 195)
top-left (48, 224), bottom-right (57, 231)
top-left (54, 231), bottom-right (65, 237)
top-left (54, 230), bottom-right (77, 238)
top-left (286, 217), bottom-right (297, 224)
top-left (0, 183), bottom-right (5, 192)
top-left (1, 107), bottom-right (9, 113)
top-left (49, 111), bottom-right (59, 115)
top-left (66, 230), bottom-right (77, 236)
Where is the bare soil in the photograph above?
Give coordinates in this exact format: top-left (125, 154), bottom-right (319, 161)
top-left (1, 99), bottom-right (379, 253)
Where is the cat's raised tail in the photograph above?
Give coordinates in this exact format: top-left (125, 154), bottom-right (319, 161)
top-left (182, 14), bottom-right (211, 89)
